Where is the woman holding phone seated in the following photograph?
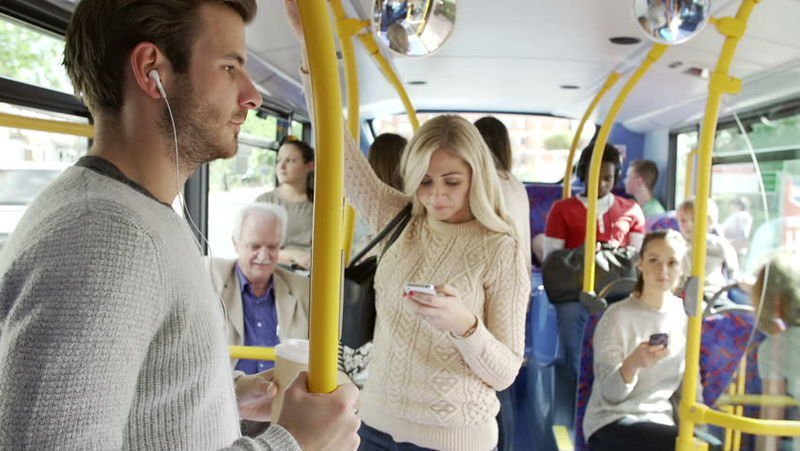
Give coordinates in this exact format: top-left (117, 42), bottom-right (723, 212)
top-left (583, 229), bottom-right (690, 451)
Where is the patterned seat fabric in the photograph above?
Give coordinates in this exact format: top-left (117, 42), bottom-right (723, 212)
top-left (525, 183), bottom-right (565, 238)
top-left (700, 311), bottom-right (764, 406)
top-left (574, 311), bottom-right (603, 451)
top-left (648, 210), bottom-right (680, 233)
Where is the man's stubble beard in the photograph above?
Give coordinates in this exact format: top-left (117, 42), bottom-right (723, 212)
top-left (159, 75), bottom-right (238, 175)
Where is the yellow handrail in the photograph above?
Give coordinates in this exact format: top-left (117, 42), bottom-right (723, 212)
top-left (716, 394), bottom-right (800, 408)
top-left (298, 0), bottom-right (345, 394)
top-left (356, 33), bottom-right (420, 130)
top-left (228, 346), bottom-right (276, 362)
top-left (675, 2), bottom-right (795, 449)
top-left (562, 72), bottom-right (622, 199)
top-left (329, 0), bottom-right (365, 263)
top-left (685, 403), bottom-right (800, 438)
top-left (581, 44), bottom-right (668, 294)
top-left (684, 148), bottom-right (698, 199)
top-left (0, 112), bottom-right (94, 138)
top-left (731, 356), bottom-right (748, 450)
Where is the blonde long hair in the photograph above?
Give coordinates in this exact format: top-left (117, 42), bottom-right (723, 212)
top-left (399, 115), bottom-right (515, 238)
top-left (755, 250), bottom-right (800, 330)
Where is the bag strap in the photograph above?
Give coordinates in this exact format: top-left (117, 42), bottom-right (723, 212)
top-left (348, 204), bottom-right (412, 267)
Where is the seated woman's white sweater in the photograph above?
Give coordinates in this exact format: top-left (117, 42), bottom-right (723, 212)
top-left (583, 294), bottom-right (688, 441)
top-left (344, 133), bottom-right (531, 451)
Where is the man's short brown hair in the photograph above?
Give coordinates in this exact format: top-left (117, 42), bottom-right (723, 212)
top-left (63, 0), bottom-right (257, 114)
top-left (630, 159), bottom-right (660, 191)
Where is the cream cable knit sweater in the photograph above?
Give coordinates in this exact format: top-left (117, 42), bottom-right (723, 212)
top-left (343, 133), bottom-right (531, 451)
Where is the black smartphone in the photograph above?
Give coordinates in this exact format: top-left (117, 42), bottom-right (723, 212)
top-left (649, 333), bottom-right (669, 347)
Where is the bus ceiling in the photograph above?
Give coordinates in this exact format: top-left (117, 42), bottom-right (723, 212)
top-left (6, 0), bottom-right (800, 134)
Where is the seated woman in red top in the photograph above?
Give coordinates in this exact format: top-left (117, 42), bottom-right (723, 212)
top-left (542, 142), bottom-right (646, 428)
top-left (544, 142), bottom-right (645, 258)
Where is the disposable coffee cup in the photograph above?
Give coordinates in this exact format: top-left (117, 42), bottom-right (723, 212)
top-left (271, 339), bottom-right (309, 422)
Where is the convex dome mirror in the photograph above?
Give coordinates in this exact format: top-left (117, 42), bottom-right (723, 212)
top-left (372, 0), bottom-right (456, 56)
top-left (633, 0), bottom-right (711, 45)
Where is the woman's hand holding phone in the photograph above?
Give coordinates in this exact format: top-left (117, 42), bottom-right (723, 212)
top-left (404, 283), bottom-right (476, 336)
top-left (619, 335), bottom-right (671, 382)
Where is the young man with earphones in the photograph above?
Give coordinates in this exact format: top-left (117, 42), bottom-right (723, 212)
top-left (0, 1), bottom-right (359, 450)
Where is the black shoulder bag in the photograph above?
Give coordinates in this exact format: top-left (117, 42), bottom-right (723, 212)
top-left (541, 243), bottom-right (638, 305)
top-left (340, 204), bottom-right (412, 349)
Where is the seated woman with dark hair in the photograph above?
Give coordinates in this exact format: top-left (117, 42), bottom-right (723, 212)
top-left (584, 230), bottom-right (689, 451)
top-left (256, 137), bottom-right (315, 269)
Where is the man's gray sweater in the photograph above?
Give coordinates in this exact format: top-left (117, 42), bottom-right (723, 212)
top-left (0, 165), bottom-right (299, 450)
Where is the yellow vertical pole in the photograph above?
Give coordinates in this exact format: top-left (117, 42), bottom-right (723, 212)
top-left (329, 1), bottom-right (366, 263)
top-left (677, 2), bottom-right (760, 449)
top-left (356, 33), bottom-right (420, 130)
top-left (685, 148), bottom-right (698, 199)
top-left (563, 72), bottom-right (623, 199)
top-left (582, 44), bottom-right (668, 294)
top-left (298, 0), bottom-right (345, 394)
top-left (732, 356), bottom-right (748, 451)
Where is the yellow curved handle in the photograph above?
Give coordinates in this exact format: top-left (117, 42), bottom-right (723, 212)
top-left (581, 44), bottom-right (668, 294)
top-left (563, 72), bottom-right (622, 199)
top-left (356, 33), bottom-right (420, 131)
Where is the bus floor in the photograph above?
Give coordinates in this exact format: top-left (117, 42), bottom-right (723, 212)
top-left (511, 361), bottom-right (573, 451)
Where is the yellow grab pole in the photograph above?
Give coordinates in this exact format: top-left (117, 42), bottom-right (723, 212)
top-left (0, 112), bottom-right (94, 138)
top-left (677, 2), bottom-right (763, 449)
top-left (298, 0), bottom-right (345, 394)
top-left (563, 72), bottom-right (622, 199)
top-left (356, 33), bottom-right (420, 130)
top-left (685, 148), bottom-right (698, 199)
top-left (329, 1), bottom-right (365, 263)
top-left (228, 346), bottom-right (276, 362)
top-left (730, 355), bottom-right (748, 450)
top-left (581, 45), bottom-right (668, 293)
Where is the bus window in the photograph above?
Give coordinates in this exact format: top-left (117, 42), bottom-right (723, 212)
top-left (711, 107), bottom-right (800, 275)
top-left (674, 129), bottom-right (699, 207)
top-left (0, 103), bottom-right (88, 249)
top-left (207, 109), bottom-right (279, 258)
top-left (0, 16), bottom-right (73, 94)
top-left (371, 112), bottom-right (595, 184)
top-left (291, 120), bottom-right (304, 140)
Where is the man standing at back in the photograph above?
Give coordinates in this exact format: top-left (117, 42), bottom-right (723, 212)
top-left (0, 1), bottom-right (359, 449)
top-left (624, 159), bottom-right (667, 217)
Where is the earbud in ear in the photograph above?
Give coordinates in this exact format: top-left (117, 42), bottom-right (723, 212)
top-left (148, 69), bottom-right (166, 99)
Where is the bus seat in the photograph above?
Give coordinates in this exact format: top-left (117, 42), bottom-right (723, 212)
top-left (573, 311), bottom-right (604, 450)
top-left (700, 310), bottom-right (766, 406)
top-left (525, 183), bottom-right (566, 239)
top-left (648, 210), bottom-right (680, 233)
top-left (530, 283), bottom-right (562, 367)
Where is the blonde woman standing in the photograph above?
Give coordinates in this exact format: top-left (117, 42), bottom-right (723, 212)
top-left (284, 5), bottom-right (529, 449)
top-left (346, 114), bottom-right (530, 451)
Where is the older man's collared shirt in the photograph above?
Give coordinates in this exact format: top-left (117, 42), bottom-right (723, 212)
top-left (234, 264), bottom-right (280, 374)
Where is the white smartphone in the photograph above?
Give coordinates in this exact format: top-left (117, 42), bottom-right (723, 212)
top-left (403, 283), bottom-right (437, 296)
